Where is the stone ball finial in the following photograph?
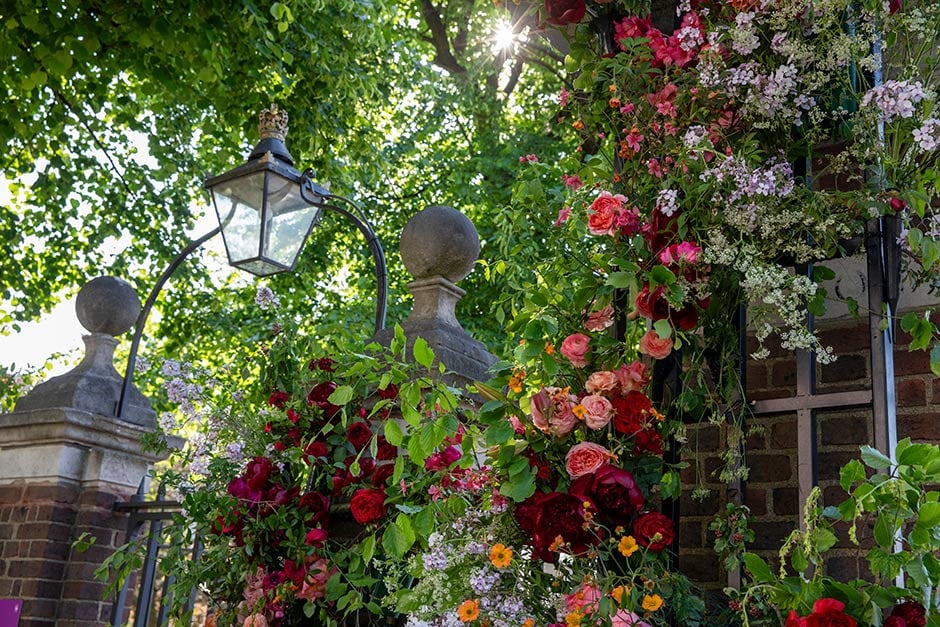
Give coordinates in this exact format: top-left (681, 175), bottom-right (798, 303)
top-left (400, 206), bottom-right (480, 282)
top-left (75, 276), bottom-right (141, 336)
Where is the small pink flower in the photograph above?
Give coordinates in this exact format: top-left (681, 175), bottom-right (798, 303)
top-left (555, 205), bottom-right (572, 226)
top-left (562, 174), bottom-right (584, 190)
top-left (559, 87), bottom-right (570, 107)
top-left (584, 305), bottom-right (614, 331)
top-left (675, 241), bottom-right (701, 263)
top-left (624, 128), bottom-right (644, 151)
top-left (639, 329), bottom-right (673, 359)
top-left (620, 103), bottom-right (635, 115)
top-left (243, 615), bottom-right (269, 627)
top-left (565, 582), bottom-right (602, 613)
top-left (566, 442), bottom-right (614, 477)
top-left (647, 158), bottom-right (663, 178)
top-left (581, 395), bottom-right (614, 430)
top-left (519, 154), bottom-right (538, 163)
top-left (613, 609), bottom-right (651, 627)
top-left (560, 333), bottom-right (591, 367)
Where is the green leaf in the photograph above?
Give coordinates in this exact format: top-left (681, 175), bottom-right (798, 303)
top-left (650, 265), bottom-right (677, 286)
top-left (815, 528), bottom-right (837, 553)
top-left (382, 514), bottom-right (416, 558)
top-left (413, 336), bottom-right (434, 370)
top-left (873, 513), bottom-right (896, 548)
top-left (606, 271), bottom-right (635, 288)
top-left (917, 502), bottom-right (940, 529)
top-left (743, 553), bottom-right (775, 583)
top-left (485, 420), bottom-right (515, 446)
top-left (384, 420), bottom-right (404, 447)
top-left (860, 445), bottom-right (893, 470)
top-left (791, 546), bottom-right (808, 573)
top-left (840, 459), bottom-right (866, 492)
top-left (500, 466), bottom-right (535, 501)
top-left (899, 441), bottom-right (936, 467)
top-left (813, 265), bottom-right (836, 282)
top-left (413, 506), bottom-right (435, 539)
top-left (328, 385), bottom-right (355, 406)
top-left (361, 534), bottom-right (376, 565)
top-left (653, 318), bottom-right (672, 340)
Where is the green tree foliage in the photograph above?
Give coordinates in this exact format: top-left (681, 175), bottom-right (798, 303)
top-left (0, 0), bottom-right (571, 407)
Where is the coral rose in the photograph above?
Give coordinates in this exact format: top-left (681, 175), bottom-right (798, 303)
top-left (615, 361), bottom-right (649, 393)
top-left (584, 305), bottom-right (615, 331)
top-left (565, 442), bottom-right (614, 478)
top-left (581, 394), bottom-right (614, 429)
top-left (560, 333), bottom-right (591, 367)
top-left (530, 387), bottom-right (579, 436)
top-left (587, 191), bottom-right (626, 236)
top-left (639, 329), bottom-right (673, 359)
top-left (585, 370), bottom-right (618, 394)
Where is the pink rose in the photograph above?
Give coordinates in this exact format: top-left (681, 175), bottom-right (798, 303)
top-left (587, 191), bottom-right (626, 236)
top-left (530, 387), bottom-right (579, 436)
top-left (565, 442), bottom-right (614, 478)
top-left (581, 395), bottom-right (614, 430)
top-left (615, 361), bottom-right (649, 393)
top-left (639, 329), bottom-right (673, 359)
top-left (613, 610), bottom-right (651, 627)
top-left (585, 370), bottom-right (618, 394)
top-left (243, 615), bottom-right (269, 627)
top-left (584, 305), bottom-right (615, 332)
top-left (560, 333), bottom-right (591, 367)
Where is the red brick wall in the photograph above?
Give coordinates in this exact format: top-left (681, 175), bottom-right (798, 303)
top-left (0, 480), bottom-right (131, 626)
top-left (679, 313), bottom-right (940, 589)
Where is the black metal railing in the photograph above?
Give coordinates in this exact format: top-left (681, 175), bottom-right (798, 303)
top-left (111, 480), bottom-right (202, 627)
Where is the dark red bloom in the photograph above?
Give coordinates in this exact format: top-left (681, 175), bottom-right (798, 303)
top-left (570, 465), bottom-right (644, 524)
top-left (304, 527), bottom-right (328, 546)
top-left (803, 598), bottom-right (856, 627)
top-left (307, 381), bottom-right (340, 418)
top-left (888, 0), bottom-right (901, 14)
top-left (273, 440), bottom-right (287, 452)
top-left (286, 408), bottom-right (300, 424)
top-left (298, 491), bottom-right (329, 517)
top-left (304, 440), bottom-right (328, 463)
top-left (376, 436), bottom-right (397, 461)
top-left (424, 445), bottom-right (462, 471)
top-left (633, 428), bottom-right (664, 456)
top-left (268, 390), bottom-right (290, 408)
top-left (633, 511), bottom-right (674, 551)
top-left (350, 488), bottom-right (387, 524)
top-left (346, 421), bottom-right (373, 450)
top-left (612, 391), bottom-right (651, 435)
top-left (525, 450), bottom-right (553, 482)
top-left (378, 383), bottom-right (399, 400)
top-left (282, 559), bottom-right (306, 586)
top-left (885, 618), bottom-right (906, 627)
top-left (515, 490), bottom-right (599, 562)
top-left (371, 463), bottom-right (395, 486)
top-left (889, 601), bottom-right (926, 627)
top-left (634, 285), bottom-right (670, 321)
top-left (544, 0), bottom-right (585, 25)
top-left (244, 456), bottom-right (274, 491)
top-left (318, 357), bottom-right (335, 372)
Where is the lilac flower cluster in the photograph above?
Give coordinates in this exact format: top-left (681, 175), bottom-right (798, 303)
top-left (704, 156), bottom-right (795, 204)
top-left (254, 286), bottom-right (281, 310)
top-left (913, 118), bottom-right (940, 152)
top-left (657, 189), bottom-right (680, 217)
top-left (861, 80), bottom-right (927, 123)
top-left (469, 567), bottom-right (501, 595)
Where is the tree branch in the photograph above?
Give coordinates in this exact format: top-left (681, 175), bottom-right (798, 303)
top-left (419, 0), bottom-right (467, 74)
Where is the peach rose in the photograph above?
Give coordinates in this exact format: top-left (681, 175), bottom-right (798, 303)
top-left (244, 615), bottom-right (269, 627)
top-left (639, 329), bottom-right (673, 359)
top-left (581, 395), bottom-right (614, 430)
top-left (530, 386), bottom-right (579, 436)
top-left (615, 361), bottom-right (649, 393)
top-left (587, 191), bottom-right (626, 236)
top-left (565, 442), bottom-right (614, 478)
top-left (584, 305), bottom-right (615, 331)
top-left (560, 333), bottom-right (591, 367)
top-left (585, 370), bottom-right (618, 394)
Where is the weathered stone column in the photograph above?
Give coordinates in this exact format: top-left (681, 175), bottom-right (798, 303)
top-left (373, 205), bottom-right (497, 384)
top-left (0, 277), bottom-right (160, 627)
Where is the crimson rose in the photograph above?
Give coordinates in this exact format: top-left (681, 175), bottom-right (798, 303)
top-left (515, 490), bottom-right (599, 562)
top-left (612, 391), bottom-right (651, 435)
top-left (307, 381), bottom-right (340, 418)
top-left (888, 601), bottom-right (926, 627)
top-left (570, 464), bottom-right (644, 524)
top-left (346, 421), bottom-right (372, 450)
top-left (633, 511), bottom-right (674, 551)
top-left (350, 488), bottom-right (387, 524)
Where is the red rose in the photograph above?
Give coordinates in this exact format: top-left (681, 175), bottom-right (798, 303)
top-left (378, 383), bottom-right (399, 400)
top-left (884, 618), bottom-right (906, 627)
top-left (796, 599), bottom-right (856, 627)
top-left (307, 381), bottom-right (340, 418)
top-left (371, 463), bottom-right (394, 486)
top-left (350, 488), bottom-right (387, 524)
top-left (346, 421), bottom-right (373, 450)
top-left (268, 390), bottom-right (290, 408)
top-left (376, 436), bottom-right (397, 461)
top-left (634, 286), bottom-right (670, 321)
top-left (633, 428), bottom-right (664, 456)
top-left (304, 440), bottom-right (328, 463)
top-left (244, 456), bottom-right (275, 491)
top-left (304, 527), bottom-right (327, 546)
top-left (544, 0), bottom-right (585, 25)
top-left (286, 408), bottom-right (300, 424)
top-left (633, 511), bottom-right (674, 551)
top-left (570, 464), bottom-right (644, 524)
top-left (345, 455), bottom-right (374, 478)
top-left (612, 391), bottom-right (651, 435)
top-left (787, 611), bottom-right (808, 627)
top-left (889, 601), bottom-right (925, 627)
top-left (515, 491), bottom-right (599, 562)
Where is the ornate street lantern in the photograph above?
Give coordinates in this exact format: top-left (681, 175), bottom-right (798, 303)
top-left (205, 105), bottom-right (324, 276)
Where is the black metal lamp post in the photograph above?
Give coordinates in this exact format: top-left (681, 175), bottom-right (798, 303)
top-left (115, 105), bottom-right (388, 419)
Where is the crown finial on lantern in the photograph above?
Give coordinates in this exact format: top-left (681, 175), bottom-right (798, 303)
top-left (258, 104), bottom-right (289, 141)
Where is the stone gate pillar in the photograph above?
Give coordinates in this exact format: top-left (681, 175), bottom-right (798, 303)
top-left (0, 277), bottom-right (160, 627)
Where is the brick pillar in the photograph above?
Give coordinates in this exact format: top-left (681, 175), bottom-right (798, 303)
top-left (0, 277), bottom-right (161, 627)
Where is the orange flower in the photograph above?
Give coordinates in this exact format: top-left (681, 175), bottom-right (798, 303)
top-left (611, 585), bottom-right (631, 605)
top-left (489, 543), bottom-right (512, 568)
top-left (618, 535), bottom-right (639, 557)
top-left (572, 120), bottom-right (584, 130)
top-left (549, 535), bottom-right (565, 551)
top-left (544, 342), bottom-right (556, 355)
top-left (508, 370), bottom-right (526, 393)
top-left (642, 594), bottom-right (663, 612)
top-left (565, 609), bottom-right (583, 627)
top-left (609, 97), bottom-right (622, 108)
top-left (458, 599), bottom-right (480, 622)
top-left (572, 404), bottom-right (587, 420)
top-left (522, 619), bottom-right (535, 627)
